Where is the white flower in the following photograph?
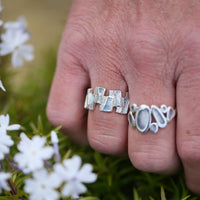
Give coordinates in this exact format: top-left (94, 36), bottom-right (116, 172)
top-left (14, 133), bottom-right (54, 173)
top-left (0, 20), bottom-right (3, 26)
top-left (0, 80), bottom-right (6, 92)
top-left (0, 23), bottom-right (34, 67)
top-left (54, 155), bottom-right (97, 199)
top-left (4, 16), bottom-right (27, 31)
top-left (0, 29), bottom-right (30, 55)
top-left (11, 44), bottom-right (34, 67)
top-left (0, 133), bottom-right (14, 160)
top-left (24, 169), bottom-right (60, 200)
top-left (0, 172), bottom-right (11, 193)
top-left (0, 114), bottom-right (20, 135)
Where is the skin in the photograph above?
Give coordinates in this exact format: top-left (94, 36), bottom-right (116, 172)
top-left (47, 0), bottom-right (200, 194)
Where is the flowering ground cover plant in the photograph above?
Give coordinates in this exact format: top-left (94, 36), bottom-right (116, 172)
top-left (0, 1), bottom-right (97, 199)
top-left (0, 75), bottom-right (97, 199)
top-left (0, 1), bottom-right (200, 200)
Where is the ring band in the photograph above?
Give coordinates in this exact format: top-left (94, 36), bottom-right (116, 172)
top-left (128, 104), bottom-right (176, 133)
top-left (84, 87), bottom-right (130, 114)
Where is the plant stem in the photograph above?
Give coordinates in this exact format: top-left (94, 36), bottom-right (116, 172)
top-left (53, 143), bottom-right (61, 163)
top-left (6, 156), bottom-right (24, 173)
top-left (0, 160), bottom-right (4, 171)
top-left (7, 179), bottom-right (17, 195)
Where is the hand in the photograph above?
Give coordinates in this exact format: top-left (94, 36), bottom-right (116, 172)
top-left (47, 0), bottom-right (200, 194)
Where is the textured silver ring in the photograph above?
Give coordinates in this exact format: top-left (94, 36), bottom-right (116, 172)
top-left (84, 87), bottom-right (130, 114)
top-left (128, 104), bottom-right (176, 133)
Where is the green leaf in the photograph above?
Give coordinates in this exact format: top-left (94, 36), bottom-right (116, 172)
top-left (37, 115), bottom-right (43, 134)
top-left (94, 152), bottom-right (107, 171)
top-left (149, 197), bottom-right (154, 200)
top-left (53, 125), bottom-right (62, 132)
top-left (62, 149), bottom-right (72, 161)
top-left (108, 175), bottom-right (112, 186)
top-left (161, 186), bottom-right (166, 200)
top-left (181, 195), bottom-right (191, 200)
top-left (133, 188), bottom-right (141, 200)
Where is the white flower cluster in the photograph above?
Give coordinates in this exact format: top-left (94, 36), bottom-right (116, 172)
top-left (0, 91), bottom-right (97, 199)
top-left (0, 114), bottom-right (20, 159)
top-left (24, 153), bottom-right (97, 200)
top-left (0, 114), bottom-right (20, 193)
top-left (0, 1), bottom-right (97, 199)
top-left (0, 111), bottom-right (97, 199)
top-left (0, 125), bottom-right (97, 199)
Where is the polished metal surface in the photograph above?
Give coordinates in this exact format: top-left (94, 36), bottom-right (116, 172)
top-left (84, 87), bottom-right (129, 114)
top-left (128, 104), bottom-right (176, 133)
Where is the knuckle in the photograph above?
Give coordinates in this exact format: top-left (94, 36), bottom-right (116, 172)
top-left (174, 26), bottom-right (200, 79)
top-left (129, 27), bottom-right (166, 65)
top-left (59, 29), bottom-right (89, 60)
top-left (127, 32), bottom-right (175, 85)
top-left (93, 27), bottom-right (125, 74)
top-left (94, 22), bottom-right (122, 50)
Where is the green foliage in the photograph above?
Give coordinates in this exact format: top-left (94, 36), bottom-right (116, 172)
top-left (0, 47), bottom-right (200, 200)
top-left (161, 186), bottom-right (166, 200)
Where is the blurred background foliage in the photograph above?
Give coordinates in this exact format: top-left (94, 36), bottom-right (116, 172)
top-left (0, 0), bottom-right (200, 199)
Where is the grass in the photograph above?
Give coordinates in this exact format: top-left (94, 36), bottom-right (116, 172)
top-left (0, 47), bottom-right (199, 200)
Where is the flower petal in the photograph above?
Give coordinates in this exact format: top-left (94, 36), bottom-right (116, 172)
top-left (7, 124), bottom-right (20, 131)
top-left (4, 16), bottom-right (27, 30)
top-left (61, 183), bottom-right (72, 197)
top-left (12, 48), bottom-right (24, 67)
top-left (20, 132), bottom-right (30, 143)
top-left (78, 164), bottom-right (97, 183)
top-left (0, 172), bottom-right (11, 191)
top-left (49, 172), bottom-right (62, 188)
top-left (40, 146), bottom-right (54, 160)
top-left (0, 114), bottom-right (9, 128)
top-left (0, 129), bottom-right (6, 135)
top-left (0, 43), bottom-right (14, 55)
top-left (0, 144), bottom-right (9, 154)
top-left (54, 163), bottom-right (68, 180)
top-left (0, 80), bottom-right (6, 92)
top-left (2, 135), bottom-right (14, 146)
top-left (63, 155), bottom-right (82, 173)
top-left (18, 44), bottom-right (34, 61)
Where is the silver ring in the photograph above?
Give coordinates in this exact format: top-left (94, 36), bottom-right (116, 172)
top-left (128, 104), bottom-right (176, 133)
top-left (84, 87), bottom-right (130, 114)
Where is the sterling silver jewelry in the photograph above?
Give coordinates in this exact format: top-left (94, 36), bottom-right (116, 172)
top-left (84, 87), bottom-right (130, 114)
top-left (128, 104), bottom-right (176, 133)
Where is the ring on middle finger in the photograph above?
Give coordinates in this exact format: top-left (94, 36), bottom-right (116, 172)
top-left (84, 87), bottom-right (130, 114)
